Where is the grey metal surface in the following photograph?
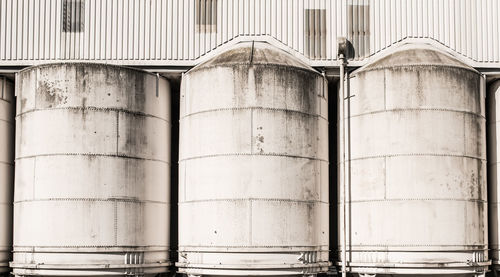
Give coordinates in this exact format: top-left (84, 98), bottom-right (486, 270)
top-left (11, 63), bottom-right (171, 276)
top-left (177, 41), bottom-right (329, 276)
top-left (0, 77), bottom-right (14, 275)
top-left (489, 79), bottom-right (500, 271)
top-left (337, 45), bottom-right (489, 275)
top-left (0, 0), bottom-right (499, 67)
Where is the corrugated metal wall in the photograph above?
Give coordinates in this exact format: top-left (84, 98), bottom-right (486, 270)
top-left (0, 0), bottom-right (499, 66)
top-left (369, 0), bottom-right (500, 63)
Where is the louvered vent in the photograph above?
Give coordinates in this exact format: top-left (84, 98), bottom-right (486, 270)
top-left (196, 0), bottom-right (217, 33)
top-left (304, 9), bottom-right (327, 59)
top-left (348, 0), bottom-right (370, 59)
top-left (62, 0), bottom-right (84, 32)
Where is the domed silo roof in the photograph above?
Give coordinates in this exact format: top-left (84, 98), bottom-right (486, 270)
top-left (354, 45), bottom-right (478, 74)
top-left (190, 41), bottom-right (320, 74)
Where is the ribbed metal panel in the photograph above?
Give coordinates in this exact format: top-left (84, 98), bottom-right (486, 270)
top-left (0, 0), bottom-right (499, 66)
top-left (12, 63), bottom-right (171, 276)
top-left (369, 0), bottom-right (500, 63)
top-left (338, 45), bottom-right (489, 275)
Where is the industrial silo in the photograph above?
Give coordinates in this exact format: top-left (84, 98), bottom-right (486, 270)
top-left (337, 45), bottom-right (489, 276)
top-left (0, 77), bottom-right (14, 276)
top-left (11, 63), bottom-right (171, 276)
top-left (177, 42), bottom-right (330, 276)
top-left (489, 80), bottom-right (500, 275)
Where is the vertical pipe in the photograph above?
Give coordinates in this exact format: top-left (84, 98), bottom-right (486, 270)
top-left (338, 52), bottom-right (347, 277)
top-left (489, 79), bottom-right (500, 276)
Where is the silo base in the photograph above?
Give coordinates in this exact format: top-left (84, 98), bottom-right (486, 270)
top-left (336, 249), bottom-right (490, 276)
top-left (11, 251), bottom-right (171, 276)
top-left (350, 273), bottom-right (487, 277)
top-left (176, 249), bottom-right (330, 276)
top-left (11, 267), bottom-right (171, 277)
top-left (337, 265), bottom-right (489, 276)
top-left (186, 274), bottom-right (318, 277)
top-left (336, 265), bottom-right (489, 277)
top-left (177, 265), bottom-right (330, 276)
top-left (184, 271), bottom-right (318, 277)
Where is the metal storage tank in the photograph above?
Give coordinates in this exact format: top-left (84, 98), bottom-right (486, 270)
top-left (0, 77), bottom-right (14, 276)
top-left (11, 63), bottom-right (171, 276)
top-left (489, 79), bottom-right (500, 274)
top-left (337, 45), bottom-right (489, 276)
top-left (177, 42), bottom-right (329, 276)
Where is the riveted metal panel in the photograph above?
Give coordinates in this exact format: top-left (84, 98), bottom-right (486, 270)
top-left (338, 45), bottom-right (489, 275)
top-left (11, 63), bottom-right (171, 276)
top-left (177, 42), bottom-right (329, 275)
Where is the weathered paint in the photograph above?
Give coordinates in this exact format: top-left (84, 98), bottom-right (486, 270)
top-left (338, 45), bottom-right (489, 275)
top-left (488, 79), bottom-right (500, 272)
top-left (177, 42), bottom-right (329, 276)
top-left (11, 63), bottom-right (171, 276)
top-left (0, 77), bottom-right (14, 276)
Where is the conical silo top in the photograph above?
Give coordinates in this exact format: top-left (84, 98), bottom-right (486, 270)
top-left (189, 41), bottom-right (318, 74)
top-left (356, 45), bottom-right (477, 73)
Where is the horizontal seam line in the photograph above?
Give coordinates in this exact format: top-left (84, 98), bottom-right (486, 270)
top-left (348, 108), bottom-right (485, 119)
top-left (339, 153), bottom-right (485, 161)
top-left (179, 198), bottom-right (328, 204)
top-left (14, 198), bottom-right (169, 204)
top-left (356, 64), bottom-right (479, 74)
top-left (17, 107), bottom-right (170, 122)
top-left (180, 153), bottom-right (327, 162)
top-left (179, 245), bottom-right (329, 248)
top-left (181, 106), bottom-right (327, 121)
top-left (337, 245), bottom-right (488, 247)
top-left (16, 153), bottom-right (169, 163)
top-left (13, 245), bottom-right (168, 248)
top-left (338, 199), bottom-right (486, 203)
top-left (0, 161), bottom-right (14, 166)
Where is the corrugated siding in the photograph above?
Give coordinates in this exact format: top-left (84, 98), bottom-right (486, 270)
top-left (0, 0), bottom-right (499, 65)
top-left (369, 0), bottom-right (500, 63)
top-left (0, 0), bottom-right (344, 62)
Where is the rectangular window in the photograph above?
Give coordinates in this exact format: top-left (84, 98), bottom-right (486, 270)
top-left (196, 0), bottom-right (217, 33)
top-left (63, 0), bottom-right (84, 32)
top-left (304, 9), bottom-right (327, 59)
top-left (348, 0), bottom-right (370, 59)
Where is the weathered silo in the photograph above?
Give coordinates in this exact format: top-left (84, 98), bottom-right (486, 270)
top-left (11, 63), bottom-right (171, 276)
top-left (489, 80), bottom-right (500, 274)
top-left (177, 42), bottom-right (329, 276)
top-left (337, 46), bottom-right (488, 275)
top-left (0, 77), bottom-right (14, 276)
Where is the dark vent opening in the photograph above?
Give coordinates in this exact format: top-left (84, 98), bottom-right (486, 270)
top-left (63, 0), bottom-right (84, 33)
top-left (348, 1), bottom-right (370, 59)
top-left (304, 9), bottom-right (327, 59)
top-left (196, 0), bottom-right (217, 33)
